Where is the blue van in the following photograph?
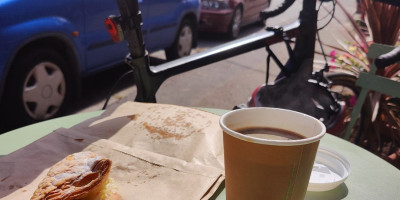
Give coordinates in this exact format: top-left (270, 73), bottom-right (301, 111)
top-left (0, 0), bottom-right (200, 131)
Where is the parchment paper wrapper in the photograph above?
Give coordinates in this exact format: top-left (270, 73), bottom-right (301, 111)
top-left (0, 102), bottom-right (225, 199)
top-left (71, 102), bottom-right (225, 170)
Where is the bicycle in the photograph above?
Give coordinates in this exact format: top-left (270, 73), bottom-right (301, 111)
top-left (104, 0), bottom-right (381, 150)
top-left (105, 0), bottom-right (349, 128)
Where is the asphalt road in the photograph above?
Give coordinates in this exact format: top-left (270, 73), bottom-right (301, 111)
top-left (71, 0), bottom-right (357, 114)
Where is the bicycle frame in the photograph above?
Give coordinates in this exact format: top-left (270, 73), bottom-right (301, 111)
top-left (115, 0), bottom-right (318, 103)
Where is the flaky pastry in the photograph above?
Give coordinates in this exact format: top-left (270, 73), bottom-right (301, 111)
top-left (30, 151), bottom-right (121, 200)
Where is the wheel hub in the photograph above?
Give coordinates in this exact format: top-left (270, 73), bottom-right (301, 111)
top-left (41, 85), bottom-right (53, 99)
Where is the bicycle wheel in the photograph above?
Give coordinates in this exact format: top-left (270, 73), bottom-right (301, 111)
top-left (326, 73), bottom-right (371, 143)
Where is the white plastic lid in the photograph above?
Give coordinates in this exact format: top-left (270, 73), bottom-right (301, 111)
top-left (307, 147), bottom-right (351, 192)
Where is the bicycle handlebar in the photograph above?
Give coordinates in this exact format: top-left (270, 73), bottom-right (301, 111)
top-left (375, 45), bottom-right (400, 69)
top-left (260, 0), bottom-right (295, 20)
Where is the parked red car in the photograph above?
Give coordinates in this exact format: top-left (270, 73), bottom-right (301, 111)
top-left (199, 0), bottom-right (271, 38)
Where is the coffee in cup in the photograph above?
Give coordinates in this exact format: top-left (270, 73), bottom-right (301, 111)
top-left (236, 127), bottom-right (306, 140)
top-left (220, 107), bottom-right (325, 200)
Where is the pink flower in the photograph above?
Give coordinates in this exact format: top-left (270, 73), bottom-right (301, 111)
top-left (330, 50), bottom-right (337, 57)
top-left (349, 96), bottom-right (357, 107)
top-left (361, 44), bottom-right (368, 52)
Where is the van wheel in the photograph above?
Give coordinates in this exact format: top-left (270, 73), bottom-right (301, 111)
top-left (1, 48), bottom-right (72, 130)
top-left (165, 19), bottom-right (194, 60)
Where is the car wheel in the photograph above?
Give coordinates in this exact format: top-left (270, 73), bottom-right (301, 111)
top-left (165, 19), bottom-right (194, 60)
top-left (228, 7), bottom-right (242, 39)
top-left (2, 48), bottom-right (72, 130)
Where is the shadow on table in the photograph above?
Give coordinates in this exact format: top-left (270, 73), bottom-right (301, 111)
top-left (305, 183), bottom-right (348, 200)
top-left (207, 182), bottom-right (348, 200)
top-left (0, 108), bottom-right (131, 198)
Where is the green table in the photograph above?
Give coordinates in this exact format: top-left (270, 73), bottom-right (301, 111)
top-left (1, 108), bottom-right (399, 200)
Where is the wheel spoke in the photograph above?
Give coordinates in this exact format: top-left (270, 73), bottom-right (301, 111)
top-left (49, 92), bottom-right (64, 107)
top-left (33, 63), bottom-right (49, 81)
top-left (23, 86), bottom-right (42, 103)
top-left (32, 101), bottom-right (51, 119)
top-left (49, 70), bottom-right (65, 88)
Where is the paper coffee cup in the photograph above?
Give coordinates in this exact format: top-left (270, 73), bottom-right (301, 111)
top-left (220, 107), bottom-right (326, 200)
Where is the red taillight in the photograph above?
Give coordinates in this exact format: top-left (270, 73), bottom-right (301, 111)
top-left (248, 84), bottom-right (264, 107)
top-left (105, 16), bottom-right (124, 43)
